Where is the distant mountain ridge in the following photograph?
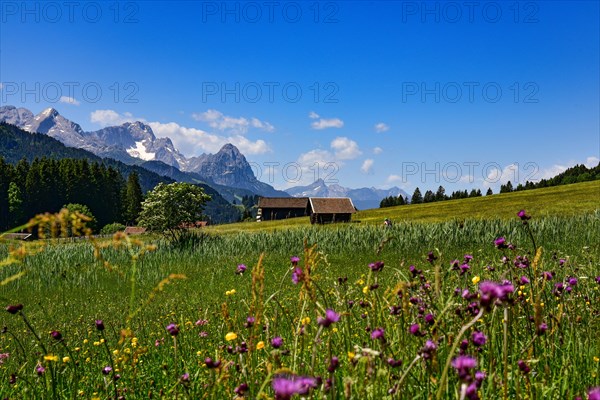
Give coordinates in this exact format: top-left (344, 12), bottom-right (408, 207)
top-left (285, 178), bottom-right (410, 210)
top-left (0, 106), bottom-right (286, 198)
top-left (0, 122), bottom-right (241, 223)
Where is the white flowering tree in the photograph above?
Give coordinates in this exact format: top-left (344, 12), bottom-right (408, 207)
top-left (138, 182), bottom-right (211, 240)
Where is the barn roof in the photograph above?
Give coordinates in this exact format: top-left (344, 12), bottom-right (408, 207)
top-left (309, 197), bottom-right (356, 214)
top-left (258, 197), bottom-right (309, 209)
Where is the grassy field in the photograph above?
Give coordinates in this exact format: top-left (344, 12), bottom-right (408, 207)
top-left (0, 183), bottom-right (599, 399)
top-left (207, 180), bottom-right (600, 234)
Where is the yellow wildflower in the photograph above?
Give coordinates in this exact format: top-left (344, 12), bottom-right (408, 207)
top-left (225, 332), bottom-right (238, 341)
top-left (44, 354), bottom-right (59, 362)
top-left (362, 286), bottom-right (369, 294)
top-left (256, 341), bottom-right (265, 350)
top-left (62, 356), bottom-right (70, 363)
top-left (301, 317), bottom-right (311, 325)
top-left (594, 356), bottom-right (599, 363)
top-left (347, 351), bottom-right (355, 361)
top-left (472, 276), bottom-right (480, 285)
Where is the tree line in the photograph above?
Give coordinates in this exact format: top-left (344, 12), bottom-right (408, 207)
top-left (380, 162), bottom-right (600, 208)
top-left (0, 157), bottom-right (143, 232)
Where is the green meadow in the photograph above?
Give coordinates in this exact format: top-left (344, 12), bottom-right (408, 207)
top-left (1, 181), bottom-right (599, 399)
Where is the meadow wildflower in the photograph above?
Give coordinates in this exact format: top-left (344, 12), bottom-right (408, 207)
top-left (452, 355), bottom-right (477, 382)
top-left (95, 320), bottom-right (104, 331)
top-left (236, 264), bottom-right (247, 274)
top-left (426, 251), bottom-right (437, 263)
top-left (291, 267), bottom-right (303, 284)
top-left (589, 387), bottom-right (600, 400)
top-left (272, 375), bottom-right (318, 400)
top-left (369, 261), bottom-right (384, 272)
top-left (225, 332), bottom-right (238, 341)
top-left (387, 358), bottom-right (402, 367)
top-left (290, 256), bottom-right (300, 266)
top-left (44, 354), bottom-right (59, 362)
top-left (245, 316), bottom-right (255, 328)
top-left (472, 331), bottom-right (487, 347)
top-left (420, 339), bottom-right (437, 360)
top-left (6, 304), bottom-right (23, 314)
top-left (517, 360), bottom-right (530, 374)
top-left (50, 330), bottom-right (63, 341)
top-left (424, 313), bottom-right (435, 325)
top-left (166, 323), bottom-right (179, 336)
top-left (204, 358), bottom-right (221, 368)
top-left (371, 327), bottom-right (385, 341)
top-left (409, 323), bottom-right (423, 336)
top-left (271, 336), bottom-right (284, 348)
top-left (0, 353), bottom-right (8, 365)
top-left (256, 341), bottom-right (265, 350)
top-left (317, 309), bottom-right (340, 327)
top-left (479, 281), bottom-right (514, 310)
top-left (494, 237), bottom-right (507, 249)
top-left (102, 366), bottom-right (112, 375)
top-left (537, 323), bottom-right (548, 335)
top-left (234, 383), bottom-right (249, 396)
top-left (328, 356), bottom-right (340, 372)
top-left (36, 364), bottom-right (45, 375)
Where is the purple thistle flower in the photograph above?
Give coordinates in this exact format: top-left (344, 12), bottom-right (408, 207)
top-left (245, 316), bottom-right (255, 328)
top-left (291, 267), bottom-right (303, 285)
top-left (520, 276), bottom-right (530, 285)
top-left (464, 254), bottom-right (473, 263)
top-left (369, 261), bottom-right (384, 272)
top-left (199, 331), bottom-right (208, 337)
top-left (102, 366), bottom-right (113, 375)
top-left (517, 360), bottom-right (530, 374)
top-left (596, 276), bottom-right (600, 284)
top-left (195, 319), bottom-right (208, 326)
top-left (424, 313), bottom-right (435, 325)
top-left (317, 309), bottom-right (340, 328)
top-left (204, 358), bottom-right (221, 368)
top-left (290, 256), bottom-right (300, 266)
top-left (452, 355), bottom-right (477, 382)
top-left (588, 387), bottom-right (600, 400)
top-left (568, 277), bottom-right (578, 286)
top-left (272, 375), bottom-right (318, 400)
top-left (479, 281), bottom-right (514, 310)
top-left (166, 323), bottom-right (179, 336)
top-left (6, 304), bottom-right (23, 314)
top-left (475, 370), bottom-right (486, 383)
top-left (420, 339), bottom-right (437, 360)
top-left (465, 382), bottom-right (479, 400)
top-left (327, 356), bottom-right (340, 372)
top-left (543, 271), bottom-right (553, 280)
top-left (271, 336), bottom-right (284, 348)
top-left (558, 258), bottom-right (566, 266)
top-left (472, 331), bottom-right (487, 347)
top-left (95, 320), bottom-right (105, 331)
top-left (537, 323), bottom-right (548, 335)
top-left (387, 358), bottom-right (403, 367)
top-left (409, 265), bottom-right (421, 277)
top-left (180, 373), bottom-right (190, 383)
top-left (234, 383), bottom-right (249, 396)
top-left (517, 209), bottom-right (531, 221)
top-left (494, 237), bottom-right (507, 249)
top-left (50, 331), bottom-right (63, 341)
top-left (236, 264), bottom-right (247, 274)
top-left (426, 251), bottom-right (437, 263)
top-left (371, 327), bottom-right (385, 341)
top-left (36, 364), bottom-right (45, 376)
top-left (450, 260), bottom-right (460, 270)
top-left (459, 264), bottom-right (470, 275)
top-left (409, 323), bottom-right (422, 336)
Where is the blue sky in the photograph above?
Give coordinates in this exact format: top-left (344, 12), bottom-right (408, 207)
top-left (1, 1), bottom-right (599, 192)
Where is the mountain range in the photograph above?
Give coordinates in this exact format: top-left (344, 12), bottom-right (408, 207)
top-left (0, 106), bottom-right (409, 211)
top-left (285, 179), bottom-right (409, 210)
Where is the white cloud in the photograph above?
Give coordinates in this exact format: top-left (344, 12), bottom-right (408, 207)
top-left (311, 117), bottom-right (344, 130)
top-left (90, 110), bottom-right (142, 127)
top-left (90, 109), bottom-right (270, 156)
top-left (373, 147), bottom-right (383, 155)
top-left (331, 136), bottom-right (361, 160)
top-left (386, 174), bottom-right (402, 183)
top-left (59, 96), bottom-right (80, 106)
top-left (361, 159), bottom-right (374, 174)
top-left (584, 156), bottom-right (600, 168)
top-left (374, 122), bottom-right (389, 133)
top-left (192, 109), bottom-right (274, 134)
top-left (308, 111), bottom-right (320, 119)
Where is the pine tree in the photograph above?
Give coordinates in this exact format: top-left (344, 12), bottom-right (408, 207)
top-left (411, 187), bottom-right (423, 204)
top-left (124, 171), bottom-right (143, 225)
top-left (486, 188), bottom-right (493, 196)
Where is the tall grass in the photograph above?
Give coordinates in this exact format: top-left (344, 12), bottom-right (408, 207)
top-left (0, 211), bottom-right (599, 398)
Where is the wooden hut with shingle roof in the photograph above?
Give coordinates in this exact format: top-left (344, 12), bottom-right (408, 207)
top-left (257, 197), bottom-right (309, 221)
top-left (308, 197), bottom-right (357, 224)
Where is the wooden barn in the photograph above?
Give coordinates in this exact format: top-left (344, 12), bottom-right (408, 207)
top-left (257, 197), bottom-right (309, 221)
top-left (309, 197), bottom-right (357, 224)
